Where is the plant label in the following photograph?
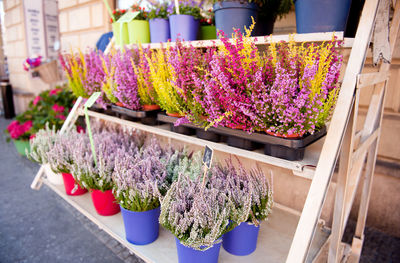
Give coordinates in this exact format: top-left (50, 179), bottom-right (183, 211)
top-left (202, 145), bottom-right (213, 169)
top-left (118, 11), bottom-right (139, 23)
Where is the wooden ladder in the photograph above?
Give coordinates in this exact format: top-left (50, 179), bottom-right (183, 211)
top-left (287, 0), bottom-right (400, 262)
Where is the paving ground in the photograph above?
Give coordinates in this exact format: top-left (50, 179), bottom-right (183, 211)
top-left (0, 117), bottom-right (399, 263)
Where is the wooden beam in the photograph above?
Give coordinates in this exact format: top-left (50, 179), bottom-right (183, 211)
top-left (286, 0), bottom-right (380, 262)
top-left (352, 128), bottom-right (379, 162)
top-left (357, 72), bottom-right (389, 88)
top-left (329, 104), bottom-right (357, 263)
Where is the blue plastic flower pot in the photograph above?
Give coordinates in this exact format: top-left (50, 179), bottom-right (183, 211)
top-left (149, 18), bottom-right (170, 43)
top-left (169, 14), bottom-right (199, 41)
top-left (175, 237), bottom-right (222, 263)
top-left (120, 206), bottom-right (160, 245)
top-left (213, 1), bottom-right (258, 38)
top-left (222, 222), bottom-right (260, 256)
top-left (295, 0), bottom-right (352, 33)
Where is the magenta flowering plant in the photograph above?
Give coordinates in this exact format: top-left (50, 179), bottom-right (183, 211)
top-left (23, 55), bottom-right (42, 71)
top-left (5, 87), bottom-right (75, 142)
top-left (193, 26), bottom-right (266, 132)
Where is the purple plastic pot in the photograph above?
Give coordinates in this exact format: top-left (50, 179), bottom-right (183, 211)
top-left (149, 18), bottom-right (170, 43)
top-left (120, 206), bottom-right (160, 245)
top-left (175, 237), bottom-right (222, 263)
top-left (169, 14), bottom-right (199, 41)
top-left (222, 222), bottom-right (260, 256)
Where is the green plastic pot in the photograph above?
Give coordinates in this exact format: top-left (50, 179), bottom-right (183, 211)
top-left (198, 25), bottom-right (217, 40)
top-left (112, 22), bottom-right (129, 46)
top-left (128, 20), bottom-right (150, 44)
top-left (13, 139), bottom-right (30, 156)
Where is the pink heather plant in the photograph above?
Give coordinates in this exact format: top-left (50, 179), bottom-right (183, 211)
top-left (112, 49), bottom-right (141, 110)
top-left (167, 40), bottom-right (216, 127)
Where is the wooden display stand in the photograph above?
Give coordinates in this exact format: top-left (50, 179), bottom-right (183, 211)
top-left (31, 0), bottom-right (399, 262)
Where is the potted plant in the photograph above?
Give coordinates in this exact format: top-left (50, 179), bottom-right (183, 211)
top-left (60, 50), bottom-right (108, 109)
top-left (110, 8), bottom-right (129, 46)
top-left (168, 0), bottom-right (202, 41)
top-left (147, 48), bottom-right (184, 117)
top-left (128, 4), bottom-right (150, 44)
top-left (198, 8), bottom-right (216, 40)
top-left (131, 47), bottom-right (160, 111)
top-left (159, 153), bottom-right (232, 263)
top-left (213, 0), bottom-right (260, 38)
top-left (47, 129), bottom-right (88, 196)
top-left (113, 137), bottom-right (177, 245)
top-left (28, 125), bottom-right (63, 185)
top-left (70, 129), bottom-right (139, 216)
top-left (210, 159), bottom-right (273, 256)
top-left (6, 119), bottom-right (33, 156)
top-left (295, 0), bottom-right (352, 33)
top-left (148, 1), bottom-right (171, 43)
top-left (4, 87), bottom-right (75, 156)
top-left (256, 0), bottom-right (293, 36)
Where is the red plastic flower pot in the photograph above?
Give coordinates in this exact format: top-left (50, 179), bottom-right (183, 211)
top-left (115, 102), bottom-right (125, 107)
top-left (91, 189), bottom-right (120, 216)
top-left (61, 173), bottom-right (87, 196)
top-left (166, 112), bottom-right (184, 118)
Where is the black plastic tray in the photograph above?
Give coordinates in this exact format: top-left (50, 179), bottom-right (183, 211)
top-left (111, 105), bottom-right (159, 125)
top-left (157, 113), bottom-right (326, 161)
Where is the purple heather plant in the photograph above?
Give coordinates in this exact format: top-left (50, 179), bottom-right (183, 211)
top-left (112, 49), bottom-right (141, 110)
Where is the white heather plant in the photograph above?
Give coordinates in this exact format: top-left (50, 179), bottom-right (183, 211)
top-left (47, 129), bottom-right (83, 174)
top-left (113, 137), bottom-right (171, 212)
top-left (160, 165), bottom-right (232, 251)
top-left (70, 129), bottom-right (140, 192)
top-left (210, 160), bottom-right (273, 227)
top-left (28, 125), bottom-right (58, 164)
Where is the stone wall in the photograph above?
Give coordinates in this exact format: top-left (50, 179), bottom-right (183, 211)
top-left (58, 0), bottom-right (112, 52)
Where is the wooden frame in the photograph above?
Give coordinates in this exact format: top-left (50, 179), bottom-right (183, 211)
top-left (31, 1), bottom-right (398, 262)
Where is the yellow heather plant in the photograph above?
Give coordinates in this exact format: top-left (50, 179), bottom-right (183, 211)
top-left (60, 49), bottom-right (88, 98)
top-left (101, 53), bottom-right (118, 104)
top-left (146, 48), bottom-right (183, 115)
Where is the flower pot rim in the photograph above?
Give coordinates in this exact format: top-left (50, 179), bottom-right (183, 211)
top-left (175, 236), bottom-right (222, 250)
top-left (213, 1), bottom-right (258, 11)
top-left (120, 205), bottom-right (160, 214)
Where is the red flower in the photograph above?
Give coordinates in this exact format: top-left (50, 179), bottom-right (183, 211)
top-left (33, 95), bottom-right (41, 106)
top-left (110, 18), bottom-right (113, 23)
top-left (22, 120), bottom-right (33, 131)
top-left (55, 115), bottom-right (66, 121)
top-left (112, 10), bottom-right (116, 14)
top-left (7, 120), bottom-right (19, 133)
top-left (49, 89), bottom-right (61, 96)
top-left (76, 125), bottom-right (85, 133)
top-left (52, 104), bottom-right (65, 113)
top-left (30, 134), bottom-right (36, 140)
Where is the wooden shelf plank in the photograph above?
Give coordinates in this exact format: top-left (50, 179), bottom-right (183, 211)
top-left (113, 32), bottom-right (353, 50)
top-left (43, 180), bottom-right (329, 263)
top-left (84, 110), bottom-right (323, 178)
